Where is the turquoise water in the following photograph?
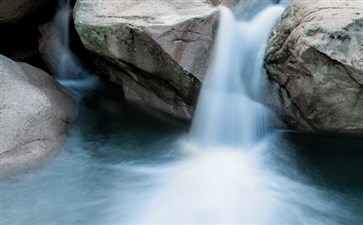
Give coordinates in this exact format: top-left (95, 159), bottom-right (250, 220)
top-left (1, 104), bottom-right (362, 225)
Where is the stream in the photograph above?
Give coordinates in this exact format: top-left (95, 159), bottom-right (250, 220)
top-left (1, 1), bottom-right (363, 224)
top-left (1, 104), bottom-right (363, 224)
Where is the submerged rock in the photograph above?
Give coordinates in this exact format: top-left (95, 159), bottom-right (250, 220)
top-left (0, 55), bottom-right (78, 175)
top-left (74, 0), bottom-right (219, 120)
top-left (265, 0), bottom-right (363, 134)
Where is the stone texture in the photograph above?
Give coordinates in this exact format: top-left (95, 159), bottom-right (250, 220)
top-left (0, 55), bottom-right (78, 175)
top-left (74, 0), bottom-right (219, 120)
top-left (265, 0), bottom-right (363, 134)
top-left (0, 0), bottom-right (54, 25)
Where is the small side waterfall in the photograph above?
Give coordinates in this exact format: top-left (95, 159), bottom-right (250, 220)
top-left (52, 0), bottom-right (99, 95)
top-left (53, 0), bottom-right (80, 77)
top-left (190, 6), bottom-right (284, 148)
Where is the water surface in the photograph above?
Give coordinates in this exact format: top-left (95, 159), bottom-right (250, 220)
top-left (1, 105), bottom-right (362, 225)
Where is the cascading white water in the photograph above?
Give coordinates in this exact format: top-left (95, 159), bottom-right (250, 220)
top-left (52, 0), bottom-right (99, 95)
top-left (121, 6), bottom-right (290, 224)
top-left (190, 6), bottom-right (284, 148)
top-left (114, 5), bottom-right (358, 225)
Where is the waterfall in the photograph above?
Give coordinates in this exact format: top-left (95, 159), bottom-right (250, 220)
top-left (2, 2), bottom-right (358, 224)
top-left (123, 5), bottom-right (299, 224)
top-left (52, 0), bottom-right (99, 95)
top-left (49, 1), bottom-right (359, 224)
top-left (190, 6), bottom-right (284, 148)
top-left (120, 5), bottom-right (354, 225)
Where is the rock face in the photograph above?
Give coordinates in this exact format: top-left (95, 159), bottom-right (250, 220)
top-left (0, 0), bottom-right (54, 25)
top-left (265, 0), bottom-right (363, 134)
top-left (0, 55), bottom-right (78, 175)
top-left (74, 0), bottom-right (219, 120)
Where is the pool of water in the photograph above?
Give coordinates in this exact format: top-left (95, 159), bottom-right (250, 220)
top-left (1, 104), bottom-right (362, 225)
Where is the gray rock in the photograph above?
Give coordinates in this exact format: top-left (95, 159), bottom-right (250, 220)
top-left (74, 0), bottom-right (219, 120)
top-left (265, 0), bottom-right (363, 134)
top-left (0, 55), bottom-right (78, 175)
top-left (0, 0), bottom-right (54, 25)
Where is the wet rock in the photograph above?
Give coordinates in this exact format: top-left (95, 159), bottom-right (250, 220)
top-left (0, 55), bottom-right (78, 175)
top-left (74, 0), bottom-right (219, 120)
top-left (265, 0), bottom-right (363, 134)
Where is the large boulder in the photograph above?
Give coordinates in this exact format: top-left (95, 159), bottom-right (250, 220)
top-left (265, 0), bottom-right (363, 134)
top-left (0, 55), bottom-right (78, 175)
top-left (74, 0), bottom-right (219, 120)
top-left (0, 0), bottom-right (54, 25)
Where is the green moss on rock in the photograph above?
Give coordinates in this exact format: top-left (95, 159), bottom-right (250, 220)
top-left (77, 25), bottom-right (109, 55)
